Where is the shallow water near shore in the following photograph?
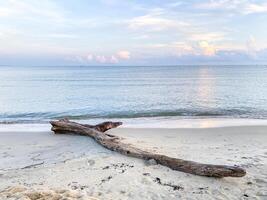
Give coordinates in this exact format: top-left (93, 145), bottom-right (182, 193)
top-left (0, 65), bottom-right (267, 124)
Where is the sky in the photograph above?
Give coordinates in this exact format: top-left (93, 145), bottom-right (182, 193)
top-left (0, 0), bottom-right (267, 66)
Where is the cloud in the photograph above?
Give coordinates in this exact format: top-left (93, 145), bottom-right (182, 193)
top-left (70, 55), bottom-right (84, 63)
top-left (196, 0), bottom-right (267, 15)
top-left (198, 41), bottom-right (216, 56)
top-left (172, 42), bottom-right (195, 56)
top-left (141, 40), bottom-right (217, 57)
top-left (189, 32), bottom-right (226, 42)
top-left (245, 3), bottom-right (267, 14)
top-left (242, 2), bottom-right (267, 14)
top-left (0, 0), bottom-right (65, 21)
top-left (46, 33), bottom-right (77, 39)
top-left (167, 2), bottom-right (184, 8)
top-left (95, 55), bottom-right (107, 63)
top-left (0, 0), bottom-right (266, 66)
top-left (94, 55), bottom-right (119, 64)
top-left (128, 15), bottom-right (173, 30)
top-left (110, 55), bottom-right (119, 63)
top-left (196, 0), bottom-right (236, 10)
top-left (138, 35), bottom-right (267, 64)
top-left (0, 7), bottom-right (15, 17)
top-left (134, 48), bottom-right (267, 65)
top-left (127, 14), bottom-right (188, 32)
top-left (87, 54), bottom-right (94, 61)
top-left (173, 41), bottom-right (216, 56)
top-left (246, 35), bottom-right (256, 49)
top-left (246, 35), bottom-right (257, 58)
top-left (133, 34), bottom-right (151, 40)
top-left (117, 51), bottom-right (130, 59)
top-left (74, 51), bottom-right (131, 64)
top-left (126, 5), bottom-right (228, 49)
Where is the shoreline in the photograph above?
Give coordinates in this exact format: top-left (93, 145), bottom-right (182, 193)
top-left (1, 117), bottom-right (267, 132)
top-left (0, 125), bottom-right (267, 199)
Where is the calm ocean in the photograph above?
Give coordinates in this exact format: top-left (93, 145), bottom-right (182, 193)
top-left (0, 65), bottom-right (267, 124)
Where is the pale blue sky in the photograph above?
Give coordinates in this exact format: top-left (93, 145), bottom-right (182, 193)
top-left (0, 0), bottom-right (267, 65)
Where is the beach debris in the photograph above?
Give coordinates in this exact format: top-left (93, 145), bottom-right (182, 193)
top-left (50, 119), bottom-right (246, 178)
top-left (21, 162), bottom-right (44, 169)
top-left (68, 182), bottom-right (88, 190)
top-left (153, 177), bottom-right (184, 191)
top-left (243, 194), bottom-right (249, 198)
top-left (102, 163), bottom-right (134, 173)
top-left (141, 173), bottom-right (183, 191)
top-left (143, 172), bottom-right (150, 176)
top-left (101, 176), bottom-right (113, 184)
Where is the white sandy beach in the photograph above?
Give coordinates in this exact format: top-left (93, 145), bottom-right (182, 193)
top-left (0, 124), bottom-right (267, 199)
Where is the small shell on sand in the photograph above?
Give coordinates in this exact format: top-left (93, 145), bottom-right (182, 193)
top-left (0, 186), bottom-right (99, 200)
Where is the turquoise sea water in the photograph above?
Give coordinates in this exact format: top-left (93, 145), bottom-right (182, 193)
top-left (0, 65), bottom-right (267, 124)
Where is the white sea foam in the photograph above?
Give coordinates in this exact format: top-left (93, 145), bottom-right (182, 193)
top-left (115, 117), bottom-right (267, 128)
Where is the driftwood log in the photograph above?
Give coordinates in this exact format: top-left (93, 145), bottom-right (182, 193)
top-left (50, 119), bottom-right (246, 178)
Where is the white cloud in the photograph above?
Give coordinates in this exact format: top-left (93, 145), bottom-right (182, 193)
top-left (244, 2), bottom-right (267, 14)
top-left (196, 0), bottom-right (234, 10)
top-left (140, 42), bottom-right (194, 56)
top-left (46, 33), bottom-right (77, 39)
top-left (247, 35), bottom-right (256, 49)
top-left (172, 42), bottom-right (195, 56)
top-left (117, 51), bottom-right (130, 59)
top-left (246, 35), bottom-right (257, 58)
top-left (95, 55), bottom-right (107, 63)
top-left (87, 54), bottom-right (94, 61)
top-left (74, 56), bottom-right (85, 63)
top-left (0, 0), bottom-right (65, 21)
top-left (196, 0), bottom-right (267, 15)
top-left (198, 41), bottom-right (216, 56)
top-left (126, 6), bottom-right (229, 49)
top-left (173, 41), bottom-right (217, 56)
top-left (128, 15), bottom-right (173, 31)
top-left (76, 51), bottom-right (130, 64)
top-left (0, 27), bottom-right (19, 39)
top-left (128, 14), bottom-right (188, 32)
top-left (0, 7), bottom-right (16, 17)
top-left (94, 55), bottom-right (119, 64)
top-left (110, 55), bottom-right (119, 63)
top-left (140, 40), bottom-right (217, 57)
top-left (133, 34), bottom-right (150, 40)
top-left (167, 2), bottom-right (184, 8)
top-left (189, 32), bottom-right (226, 42)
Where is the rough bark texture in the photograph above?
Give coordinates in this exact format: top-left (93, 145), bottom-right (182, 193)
top-left (83, 121), bottom-right (123, 132)
top-left (50, 119), bottom-right (246, 178)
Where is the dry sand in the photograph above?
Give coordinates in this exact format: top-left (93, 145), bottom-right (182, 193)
top-left (0, 125), bottom-right (267, 199)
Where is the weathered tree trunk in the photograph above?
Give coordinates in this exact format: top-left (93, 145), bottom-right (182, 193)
top-left (83, 121), bottom-right (122, 132)
top-left (50, 119), bottom-right (246, 178)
